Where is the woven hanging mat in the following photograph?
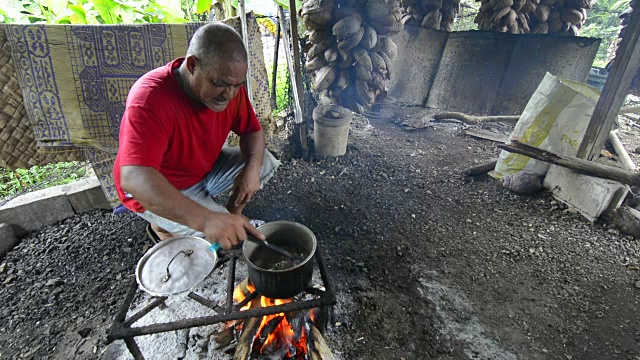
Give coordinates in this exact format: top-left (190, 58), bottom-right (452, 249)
top-left (0, 27), bottom-right (83, 171)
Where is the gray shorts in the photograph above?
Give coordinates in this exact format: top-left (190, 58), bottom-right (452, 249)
top-left (136, 147), bottom-right (280, 238)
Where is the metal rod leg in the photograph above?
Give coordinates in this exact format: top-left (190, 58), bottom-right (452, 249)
top-left (124, 337), bottom-right (144, 360)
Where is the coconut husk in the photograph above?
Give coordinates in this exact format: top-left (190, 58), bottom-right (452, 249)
top-left (337, 27), bottom-right (364, 52)
top-left (333, 16), bottom-right (363, 39)
top-left (360, 25), bottom-right (378, 49)
top-left (353, 47), bottom-right (373, 72)
top-left (314, 66), bottom-right (338, 92)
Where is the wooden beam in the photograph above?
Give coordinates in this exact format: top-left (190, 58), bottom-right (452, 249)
top-left (463, 159), bottom-right (498, 176)
top-left (609, 129), bottom-right (636, 171)
top-left (271, 20), bottom-right (281, 111)
top-left (464, 129), bottom-right (508, 143)
top-left (238, 0), bottom-right (253, 103)
top-left (277, 6), bottom-right (308, 154)
top-left (619, 105), bottom-right (640, 114)
top-left (498, 140), bottom-right (640, 186)
top-left (576, 4), bottom-right (640, 160)
top-left (287, 0), bottom-right (309, 154)
top-left (433, 112), bottom-right (520, 125)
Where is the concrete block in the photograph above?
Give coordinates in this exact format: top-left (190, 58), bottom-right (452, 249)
top-left (0, 194), bottom-right (75, 232)
top-left (389, 26), bottom-right (449, 106)
top-left (491, 35), bottom-right (599, 115)
top-left (0, 223), bottom-right (18, 255)
top-left (0, 185), bottom-right (75, 232)
top-left (426, 31), bottom-right (517, 115)
top-left (543, 165), bottom-right (630, 221)
top-left (64, 177), bottom-right (111, 212)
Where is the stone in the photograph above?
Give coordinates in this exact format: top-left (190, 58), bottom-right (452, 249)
top-left (78, 327), bottom-right (92, 338)
top-left (613, 207), bottom-right (640, 239)
top-left (0, 223), bottom-right (18, 255)
top-left (46, 278), bottom-right (64, 286)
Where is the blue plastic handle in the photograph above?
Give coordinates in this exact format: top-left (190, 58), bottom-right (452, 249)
top-left (209, 242), bottom-right (221, 252)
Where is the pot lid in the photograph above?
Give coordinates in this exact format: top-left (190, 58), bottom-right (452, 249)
top-left (135, 236), bottom-right (218, 296)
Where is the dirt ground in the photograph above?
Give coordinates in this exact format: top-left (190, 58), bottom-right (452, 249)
top-left (1, 104), bottom-right (640, 360)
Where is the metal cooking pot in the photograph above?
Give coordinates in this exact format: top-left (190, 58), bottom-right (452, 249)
top-left (243, 221), bottom-right (317, 299)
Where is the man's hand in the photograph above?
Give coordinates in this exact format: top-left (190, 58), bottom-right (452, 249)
top-left (203, 212), bottom-right (265, 249)
top-left (228, 166), bottom-right (261, 213)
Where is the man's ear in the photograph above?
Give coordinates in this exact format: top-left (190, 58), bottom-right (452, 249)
top-left (185, 56), bottom-right (198, 75)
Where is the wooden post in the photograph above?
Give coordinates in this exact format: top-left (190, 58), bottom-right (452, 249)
top-left (287, 1), bottom-right (309, 155)
top-left (238, 0), bottom-right (253, 103)
top-left (576, 5), bottom-right (640, 160)
top-left (271, 20), bottom-right (281, 111)
top-left (277, 6), bottom-right (308, 154)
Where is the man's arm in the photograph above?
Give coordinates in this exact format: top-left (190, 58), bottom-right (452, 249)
top-left (120, 165), bottom-right (263, 248)
top-left (227, 129), bottom-right (266, 213)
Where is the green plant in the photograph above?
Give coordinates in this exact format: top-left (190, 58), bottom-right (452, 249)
top-left (582, 0), bottom-right (631, 68)
top-left (1, 0), bottom-right (193, 24)
top-left (0, 162), bottom-right (90, 199)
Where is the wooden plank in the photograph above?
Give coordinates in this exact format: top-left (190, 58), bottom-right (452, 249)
top-left (498, 140), bottom-right (640, 186)
top-left (464, 129), bottom-right (508, 143)
top-left (576, 5), bottom-right (640, 160)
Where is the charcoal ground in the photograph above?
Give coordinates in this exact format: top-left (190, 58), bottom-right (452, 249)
top-left (1, 107), bottom-right (639, 359)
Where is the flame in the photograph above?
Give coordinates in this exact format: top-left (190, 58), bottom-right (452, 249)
top-left (233, 280), bottom-right (256, 311)
top-left (234, 281), bottom-right (314, 358)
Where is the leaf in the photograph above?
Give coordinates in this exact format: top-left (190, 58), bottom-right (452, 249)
top-left (610, 0), bottom-right (630, 12)
top-left (40, 0), bottom-right (68, 16)
top-left (118, 7), bottom-right (137, 23)
top-left (195, 0), bottom-right (213, 13)
top-left (4, 0), bottom-right (30, 22)
top-left (68, 4), bottom-right (87, 24)
top-left (93, 0), bottom-right (119, 23)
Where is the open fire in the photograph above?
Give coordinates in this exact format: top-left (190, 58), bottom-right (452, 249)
top-left (233, 280), bottom-right (323, 360)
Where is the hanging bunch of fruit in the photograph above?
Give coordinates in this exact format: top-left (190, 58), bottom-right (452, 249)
top-left (399, 0), bottom-right (461, 32)
top-left (526, 0), bottom-right (592, 35)
top-left (473, 0), bottom-right (592, 35)
top-left (473, 0), bottom-right (531, 33)
top-left (301, 0), bottom-right (403, 113)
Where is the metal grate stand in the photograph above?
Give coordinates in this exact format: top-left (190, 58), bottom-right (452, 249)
top-left (107, 247), bottom-right (336, 360)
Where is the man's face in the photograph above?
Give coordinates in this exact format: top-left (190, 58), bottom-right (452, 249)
top-left (185, 56), bottom-right (248, 112)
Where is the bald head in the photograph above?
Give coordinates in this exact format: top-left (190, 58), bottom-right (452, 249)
top-left (187, 23), bottom-right (248, 69)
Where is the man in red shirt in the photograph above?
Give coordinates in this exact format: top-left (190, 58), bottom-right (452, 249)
top-left (113, 23), bottom-right (279, 249)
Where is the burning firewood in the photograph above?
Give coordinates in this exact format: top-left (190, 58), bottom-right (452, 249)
top-left (309, 326), bottom-right (336, 360)
top-left (286, 311), bottom-right (309, 342)
top-left (301, 0), bottom-right (403, 113)
top-left (234, 316), bottom-right (261, 360)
